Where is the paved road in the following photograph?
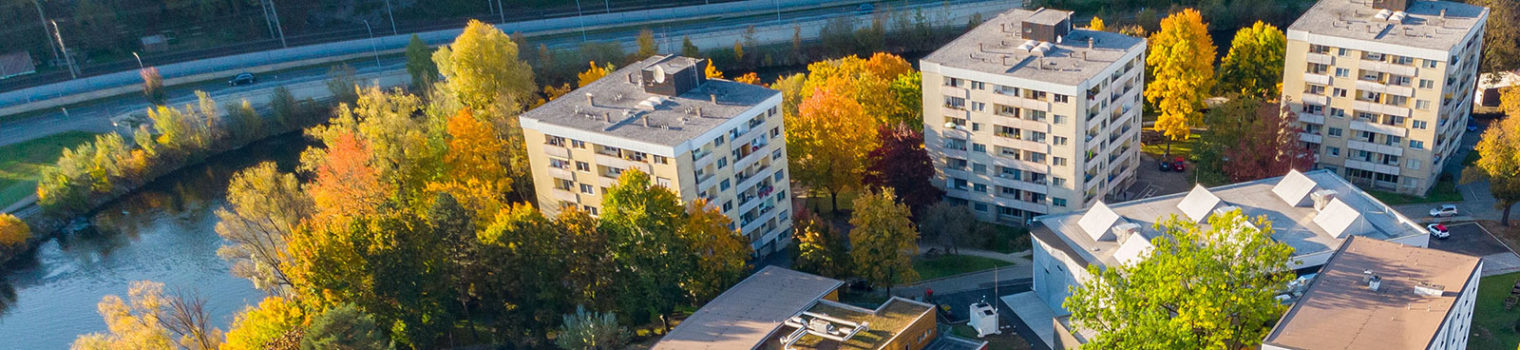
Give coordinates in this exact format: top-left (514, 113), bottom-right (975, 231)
top-left (1392, 119), bottom-right (1494, 222)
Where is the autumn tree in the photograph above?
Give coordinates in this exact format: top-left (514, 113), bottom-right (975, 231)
top-left (577, 61), bottom-right (616, 88)
top-left (704, 63), bottom-right (725, 80)
top-left (432, 19), bottom-right (537, 109)
top-left (1089, 16), bottom-right (1106, 31)
top-left (1219, 100), bottom-right (1314, 182)
top-left (405, 34), bottom-right (438, 88)
top-left (600, 169), bottom-right (691, 330)
top-left (772, 73), bottom-right (807, 119)
top-left (791, 83), bottom-right (880, 212)
top-left (142, 67), bottom-right (166, 106)
top-left (679, 199), bottom-right (752, 301)
top-left (793, 212), bottom-right (849, 278)
top-left (222, 297), bottom-right (305, 350)
top-left (1470, 0), bottom-right (1520, 78)
top-left (849, 189), bottom-right (919, 292)
top-left (300, 304), bottom-right (392, 350)
top-left (72, 281), bottom-right (223, 350)
top-left (681, 36), bottom-right (700, 57)
top-left (1066, 210), bottom-right (1294, 349)
top-left (864, 123), bottom-right (942, 213)
top-left (555, 305), bottom-right (628, 350)
top-left (305, 131), bottom-right (390, 224)
top-left (887, 72), bottom-right (924, 130)
top-left (1145, 8), bottom-right (1216, 156)
top-left (636, 28), bottom-right (658, 58)
top-left (215, 162), bottom-right (312, 293)
top-left (733, 72), bottom-right (762, 85)
top-left (432, 108), bottom-right (512, 217)
top-left (475, 203), bottom-right (570, 344)
top-left (1464, 86), bottom-right (1520, 225)
top-left (0, 213), bottom-right (29, 259)
top-left (1217, 21), bottom-right (1285, 98)
top-left (917, 202), bottom-right (980, 254)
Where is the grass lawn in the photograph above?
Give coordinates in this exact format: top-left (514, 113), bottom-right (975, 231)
top-left (0, 132), bottom-right (99, 208)
top-left (1469, 271), bottom-right (1520, 350)
top-left (1365, 179), bottom-right (1463, 205)
top-left (985, 224), bottom-right (1032, 254)
top-left (913, 254), bottom-right (1014, 281)
top-left (1140, 134), bottom-right (1200, 160)
top-left (950, 324), bottom-right (1032, 350)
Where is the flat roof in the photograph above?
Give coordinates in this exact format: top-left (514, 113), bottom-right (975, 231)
top-left (1032, 169), bottom-right (1427, 268)
top-left (923, 8), bottom-right (1145, 86)
top-left (520, 55), bottom-right (780, 148)
top-left (783, 298), bottom-right (935, 350)
top-left (655, 266), bottom-right (843, 350)
top-left (1263, 236), bottom-right (1482, 349)
top-left (1288, 0), bottom-right (1486, 51)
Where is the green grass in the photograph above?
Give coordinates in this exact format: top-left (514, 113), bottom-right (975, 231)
top-left (985, 224), bottom-right (1032, 254)
top-left (912, 254), bottom-right (1014, 281)
top-left (1470, 271), bottom-right (1520, 350)
top-left (0, 132), bottom-right (99, 208)
top-left (1141, 134), bottom-right (1201, 160)
top-left (1365, 179), bottom-right (1463, 205)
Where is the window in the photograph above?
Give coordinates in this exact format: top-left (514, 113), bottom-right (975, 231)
top-left (1386, 95), bottom-right (1408, 106)
top-left (1052, 177), bottom-right (1066, 187)
top-left (1410, 140), bottom-right (1425, 149)
top-left (1416, 100), bottom-right (1431, 110)
top-left (1332, 88), bottom-right (1348, 97)
top-left (1334, 68), bottom-right (1351, 77)
top-left (973, 202), bottom-right (988, 212)
top-left (546, 135), bottom-right (566, 146)
top-left (1305, 84), bottom-right (1326, 95)
top-left (1389, 75), bottom-right (1412, 86)
top-left (944, 96), bottom-right (966, 109)
top-left (1362, 51), bottom-right (1384, 61)
top-left (575, 161), bottom-right (590, 172)
top-left (654, 155), bottom-right (668, 164)
top-left (971, 101), bottom-right (986, 112)
top-left (1053, 136), bottom-right (1068, 145)
top-left (1307, 63), bottom-right (1329, 74)
top-left (1053, 198), bottom-right (1068, 207)
top-left (1338, 48), bottom-right (1349, 56)
top-left (944, 77), bottom-right (964, 87)
top-left (973, 183), bottom-right (987, 193)
top-left (580, 184), bottom-right (594, 194)
top-left (1328, 127), bottom-right (1343, 137)
top-left (771, 127), bottom-right (780, 137)
top-left (1053, 157), bottom-right (1068, 166)
top-left (1391, 55), bottom-right (1414, 65)
top-left (775, 170), bottom-right (785, 181)
top-left (1027, 152), bottom-right (1046, 163)
top-left (972, 143), bottom-right (986, 152)
top-left (1054, 94), bottom-right (1070, 103)
top-left (1327, 147), bottom-right (1340, 157)
top-left (1412, 120), bottom-right (1428, 129)
top-left (723, 201), bottom-right (733, 211)
top-left (549, 158), bottom-right (569, 169)
top-left (1330, 108), bottom-right (1346, 118)
top-left (720, 179), bottom-right (731, 190)
top-left (1309, 44), bottom-right (1331, 54)
top-left (772, 149), bottom-right (783, 160)
top-left (1420, 79), bottom-right (1435, 89)
top-left (973, 163), bottom-right (987, 174)
top-left (717, 157), bottom-right (728, 169)
top-left (971, 81), bottom-right (986, 90)
top-left (571, 140), bottom-right (586, 148)
top-left (1301, 104), bottom-right (1323, 115)
top-left (1054, 115), bottom-right (1067, 124)
top-left (1424, 60), bottom-right (1438, 68)
top-left (1359, 70), bottom-right (1383, 82)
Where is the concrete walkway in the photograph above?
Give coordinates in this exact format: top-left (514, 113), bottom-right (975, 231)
top-left (896, 257), bottom-right (1034, 297)
top-left (1002, 292), bottom-right (1056, 349)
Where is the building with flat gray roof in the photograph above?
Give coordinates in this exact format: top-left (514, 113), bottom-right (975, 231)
top-left (921, 8), bottom-right (1147, 224)
top-left (1023, 169), bottom-right (1429, 348)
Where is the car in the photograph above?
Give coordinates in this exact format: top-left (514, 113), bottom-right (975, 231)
top-left (857, 3), bottom-right (875, 13)
top-left (1159, 159), bottom-right (1173, 172)
top-left (1468, 123), bottom-right (1480, 132)
top-left (1429, 204), bottom-right (1459, 217)
top-left (1426, 223), bottom-right (1450, 239)
top-left (1170, 156), bottom-right (1187, 172)
top-left (228, 72), bottom-right (255, 86)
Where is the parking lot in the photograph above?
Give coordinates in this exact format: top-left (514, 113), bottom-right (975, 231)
top-left (1427, 223), bottom-right (1512, 257)
top-left (1122, 154), bottom-right (1195, 202)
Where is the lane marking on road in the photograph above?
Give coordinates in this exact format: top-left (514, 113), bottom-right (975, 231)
top-left (1468, 221), bottom-right (1520, 257)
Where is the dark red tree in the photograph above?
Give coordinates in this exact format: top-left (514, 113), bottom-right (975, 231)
top-left (1223, 101), bottom-right (1317, 182)
top-left (864, 123), bottom-right (943, 214)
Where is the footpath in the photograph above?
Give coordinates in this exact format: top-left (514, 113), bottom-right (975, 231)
top-left (894, 248), bottom-right (1034, 298)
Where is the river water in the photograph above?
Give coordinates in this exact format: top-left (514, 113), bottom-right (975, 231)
top-left (0, 134), bottom-right (306, 349)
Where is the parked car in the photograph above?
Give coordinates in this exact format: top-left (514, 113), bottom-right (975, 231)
top-left (1159, 159), bottom-right (1174, 172)
top-left (857, 3), bottom-right (875, 13)
top-left (228, 72), bottom-right (256, 86)
top-left (1170, 157), bottom-right (1187, 172)
top-left (1468, 123), bottom-right (1480, 132)
top-left (1426, 223), bottom-right (1450, 239)
top-left (1429, 204), bottom-right (1459, 217)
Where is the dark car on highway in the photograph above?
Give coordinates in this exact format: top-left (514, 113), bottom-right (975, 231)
top-left (228, 72), bottom-right (256, 86)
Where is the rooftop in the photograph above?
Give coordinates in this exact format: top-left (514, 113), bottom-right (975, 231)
top-left (922, 8), bottom-right (1145, 86)
top-left (1263, 236), bottom-right (1482, 349)
top-left (519, 55), bottom-right (780, 149)
top-left (780, 298), bottom-right (935, 350)
top-left (1031, 169), bottom-right (1427, 268)
top-left (1288, 0), bottom-right (1487, 51)
top-left (655, 266), bottom-right (843, 350)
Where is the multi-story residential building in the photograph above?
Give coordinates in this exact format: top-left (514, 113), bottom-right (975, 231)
top-left (1262, 236), bottom-right (1482, 350)
top-left (1012, 169), bottom-right (1429, 349)
top-left (1282, 0), bottom-right (1487, 195)
top-left (921, 8), bottom-right (1147, 224)
top-left (519, 55), bottom-right (794, 255)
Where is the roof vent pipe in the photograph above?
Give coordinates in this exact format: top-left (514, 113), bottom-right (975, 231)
top-left (710, 94), bottom-right (717, 104)
top-left (1368, 275), bottom-right (1382, 291)
top-left (642, 115), bottom-right (650, 127)
top-left (586, 93), bottom-right (595, 106)
top-left (1440, 8), bottom-right (1447, 19)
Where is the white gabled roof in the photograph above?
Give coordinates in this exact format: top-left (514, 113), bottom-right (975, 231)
top-left (1313, 198), bottom-right (1370, 239)
top-left (1273, 169), bottom-right (1319, 207)
top-left (1077, 201), bottom-right (1122, 241)
top-left (1112, 232), bottom-right (1154, 266)
top-left (1177, 185), bottom-right (1223, 222)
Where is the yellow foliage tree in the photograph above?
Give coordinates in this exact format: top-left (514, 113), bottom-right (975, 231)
top-left (704, 62), bottom-right (725, 80)
top-left (0, 213), bottom-right (29, 250)
top-left (678, 198), bottom-right (753, 301)
top-left (791, 82), bottom-right (880, 212)
top-left (1464, 86), bottom-right (1520, 226)
top-left (848, 188), bottom-right (919, 292)
top-left (220, 297), bottom-right (305, 350)
top-left (1145, 8), bottom-right (1216, 155)
top-left (433, 108), bottom-right (512, 218)
top-left (577, 61), bottom-right (616, 88)
top-left (733, 72), bottom-right (762, 85)
top-left (432, 19), bottom-right (537, 109)
top-left (1090, 16), bottom-right (1106, 31)
top-left (73, 281), bottom-right (223, 350)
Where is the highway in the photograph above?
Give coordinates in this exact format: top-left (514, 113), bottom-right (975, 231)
top-left (0, 0), bottom-right (1018, 148)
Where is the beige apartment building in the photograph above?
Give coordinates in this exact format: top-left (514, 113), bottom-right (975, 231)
top-left (519, 55), bottom-right (793, 255)
top-left (922, 8), bottom-right (1147, 223)
top-left (1282, 0), bottom-right (1487, 195)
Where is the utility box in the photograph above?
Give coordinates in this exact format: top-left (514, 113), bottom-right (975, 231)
top-left (969, 301), bottom-right (999, 337)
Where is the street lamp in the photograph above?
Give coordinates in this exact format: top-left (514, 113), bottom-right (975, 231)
top-left (131, 52), bottom-right (143, 70)
top-left (30, 0), bottom-right (59, 64)
top-left (383, 0), bottom-right (398, 35)
top-left (575, 0), bottom-right (587, 41)
top-left (50, 20), bottom-right (77, 79)
top-left (363, 20), bottom-right (380, 69)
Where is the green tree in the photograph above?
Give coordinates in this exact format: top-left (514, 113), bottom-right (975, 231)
top-left (554, 305), bottom-right (628, 350)
top-left (848, 189), bottom-right (919, 292)
top-left (325, 64), bottom-right (360, 105)
top-left (1470, 0), bottom-right (1520, 78)
top-left (681, 36), bottom-right (700, 58)
top-left (636, 28), bottom-right (658, 58)
top-left (792, 212), bottom-right (849, 278)
top-left (1217, 21), bottom-right (1285, 98)
top-left (1464, 86), bottom-right (1520, 226)
top-left (215, 162), bottom-right (312, 293)
top-left (558, 208), bottom-right (618, 311)
top-left (600, 169), bottom-right (690, 330)
top-left (476, 203), bottom-right (570, 345)
top-left (1145, 8), bottom-right (1216, 156)
top-left (887, 72), bottom-right (923, 130)
top-left (1065, 209), bottom-right (1295, 349)
top-left (404, 34), bottom-right (438, 89)
top-left (917, 202), bottom-right (979, 254)
top-left (432, 19), bottom-right (537, 109)
top-left (301, 304), bottom-right (392, 350)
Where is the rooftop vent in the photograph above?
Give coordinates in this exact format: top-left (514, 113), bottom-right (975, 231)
top-left (1111, 222), bottom-right (1141, 238)
top-left (1414, 282), bottom-right (1445, 297)
top-left (1311, 189), bottom-right (1339, 211)
top-left (1389, 11), bottom-right (1407, 22)
top-left (1374, 9), bottom-right (1392, 21)
top-left (1020, 9), bottom-right (1072, 42)
top-left (1178, 185), bottom-right (1223, 222)
top-left (1368, 274), bottom-right (1382, 292)
top-left (1077, 201), bottom-right (1123, 241)
top-left (1273, 169), bottom-right (1319, 207)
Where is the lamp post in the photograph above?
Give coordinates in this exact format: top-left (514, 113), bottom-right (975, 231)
top-left (363, 20), bottom-right (380, 68)
top-left (131, 52), bottom-right (143, 70)
top-left (50, 20), bottom-right (77, 79)
top-left (384, 0), bottom-right (398, 35)
top-left (30, 0), bottom-right (59, 64)
top-left (575, 0), bottom-right (587, 41)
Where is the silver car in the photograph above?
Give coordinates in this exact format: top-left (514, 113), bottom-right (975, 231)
top-left (1429, 204), bottom-right (1458, 217)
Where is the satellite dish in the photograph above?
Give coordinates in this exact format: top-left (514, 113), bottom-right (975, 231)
top-left (654, 66), bottom-right (667, 83)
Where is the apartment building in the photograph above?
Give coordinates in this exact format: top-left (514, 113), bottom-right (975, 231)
top-left (922, 8), bottom-right (1147, 224)
top-left (1282, 0), bottom-right (1487, 196)
top-left (1263, 236), bottom-right (1482, 350)
top-left (1017, 169), bottom-right (1428, 348)
top-left (519, 55), bottom-right (793, 255)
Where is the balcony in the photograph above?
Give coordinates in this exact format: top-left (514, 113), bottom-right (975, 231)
top-left (991, 174), bottom-right (1048, 194)
top-left (544, 146), bottom-right (571, 159)
top-left (596, 154), bottom-right (652, 174)
top-left (551, 188), bottom-right (579, 203)
top-left (1359, 60), bottom-right (1417, 76)
top-left (1349, 119), bottom-right (1409, 137)
top-left (1344, 159), bottom-right (1401, 176)
top-left (1301, 94), bottom-right (1328, 106)
top-left (1298, 113), bottom-right (1326, 125)
top-left (1306, 52), bottom-right (1334, 65)
top-left (1304, 73), bottom-right (1331, 85)
top-left (1353, 100), bottom-right (1409, 117)
top-left (1299, 132), bottom-right (1323, 144)
top-left (992, 115), bottom-right (1049, 133)
top-left (1347, 140), bottom-right (1405, 157)
top-left (548, 166), bottom-right (574, 180)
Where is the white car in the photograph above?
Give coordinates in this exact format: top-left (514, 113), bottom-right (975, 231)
top-left (1429, 204), bottom-right (1459, 217)
top-left (1426, 223), bottom-right (1450, 239)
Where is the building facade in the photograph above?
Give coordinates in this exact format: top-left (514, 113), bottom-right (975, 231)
top-left (921, 8), bottom-right (1147, 224)
top-left (519, 55), bottom-right (794, 255)
top-left (1281, 0), bottom-right (1487, 195)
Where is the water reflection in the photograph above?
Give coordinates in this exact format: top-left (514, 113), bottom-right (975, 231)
top-left (0, 134), bottom-right (306, 349)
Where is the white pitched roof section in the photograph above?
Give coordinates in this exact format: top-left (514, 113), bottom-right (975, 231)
top-left (1112, 231), bottom-right (1154, 266)
top-left (1273, 169), bottom-right (1319, 207)
top-left (1176, 185), bottom-right (1223, 222)
top-left (1078, 201), bottom-right (1122, 241)
top-left (1314, 198), bottom-right (1372, 238)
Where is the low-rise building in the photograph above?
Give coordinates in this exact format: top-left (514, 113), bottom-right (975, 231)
top-left (1262, 236), bottom-right (1482, 350)
top-left (519, 55), bottom-right (794, 254)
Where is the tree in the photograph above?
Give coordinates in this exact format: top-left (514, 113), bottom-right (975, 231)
top-left (733, 40), bottom-right (745, 62)
top-left (1145, 8), bottom-right (1216, 156)
top-left (475, 203), bottom-right (570, 344)
top-left (772, 73), bottom-right (807, 119)
top-left (887, 72), bottom-right (923, 130)
top-left (733, 72), bottom-right (762, 85)
top-left (222, 297), bottom-right (305, 350)
top-left (864, 123), bottom-right (941, 213)
top-left (1219, 100), bottom-right (1314, 182)
top-left (161, 291), bottom-right (223, 350)
top-left (1089, 16), bottom-right (1106, 31)
top-left (0, 213), bottom-right (30, 259)
top-left (600, 169), bottom-right (690, 330)
top-left (306, 131), bottom-right (390, 224)
top-left (704, 63), bottom-right (724, 80)
top-left (679, 199), bottom-right (752, 301)
top-left (848, 189), bottom-right (919, 292)
top-left (1470, 0), bottom-right (1520, 78)
top-left (72, 281), bottom-right (223, 350)
top-left (436, 108), bottom-right (512, 217)
top-left (142, 67), bottom-right (166, 106)
top-left (681, 36), bottom-right (700, 57)
top-left (1464, 87), bottom-right (1520, 226)
top-left (577, 61), bottom-right (616, 88)
top-left (791, 83), bottom-right (879, 213)
top-left (555, 305), bottom-right (628, 350)
top-left (404, 34), bottom-right (438, 88)
top-left (215, 162), bottom-right (312, 293)
top-left (792, 212), bottom-right (849, 278)
top-left (325, 65), bottom-right (360, 105)
top-left (558, 208), bottom-right (617, 311)
top-left (1217, 21), bottom-right (1285, 98)
top-left (636, 28), bottom-right (658, 58)
top-left (301, 304), bottom-right (392, 350)
top-left (1065, 209), bottom-right (1295, 349)
top-left (432, 19), bottom-right (537, 109)
top-left (917, 202), bottom-right (979, 254)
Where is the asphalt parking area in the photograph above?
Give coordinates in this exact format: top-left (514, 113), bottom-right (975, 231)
top-left (1427, 223), bottom-right (1511, 257)
top-left (1123, 154), bottom-right (1194, 201)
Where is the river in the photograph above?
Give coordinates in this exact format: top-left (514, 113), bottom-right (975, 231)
top-left (0, 134), bottom-right (307, 349)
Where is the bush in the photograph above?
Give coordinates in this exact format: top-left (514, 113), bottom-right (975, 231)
top-left (0, 214), bottom-right (29, 258)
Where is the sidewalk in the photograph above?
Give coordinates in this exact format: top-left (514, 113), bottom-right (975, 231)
top-left (895, 254), bottom-right (1034, 298)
